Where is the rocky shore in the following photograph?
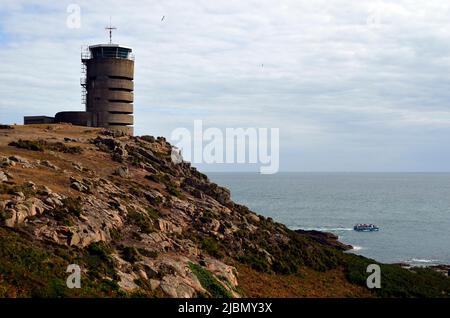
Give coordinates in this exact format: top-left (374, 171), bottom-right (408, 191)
top-left (294, 229), bottom-right (353, 251)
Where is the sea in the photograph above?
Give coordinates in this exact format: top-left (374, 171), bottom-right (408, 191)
top-left (208, 172), bottom-right (450, 266)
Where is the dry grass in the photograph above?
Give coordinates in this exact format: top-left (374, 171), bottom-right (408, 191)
top-left (236, 264), bottom-right (374, 298)
top-left (0, 124), bottom-right (163, 196)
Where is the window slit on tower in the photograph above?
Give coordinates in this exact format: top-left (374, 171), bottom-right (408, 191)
top-left (108, 75), bottom-right (133, 80)
top-left (108, 88), bottom-right (132, 92)
top-left (108, 99), bottom-right (132, 103)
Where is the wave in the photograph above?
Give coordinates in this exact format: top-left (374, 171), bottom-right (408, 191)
top-left (407, 258), bottom-right (439, 264)
top-left (351, 245), bottom-right (364, 251)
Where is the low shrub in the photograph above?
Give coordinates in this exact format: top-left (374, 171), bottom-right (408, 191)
top-left (342, 253), bottom-right (450, 298)
top-left (128, 211), bottom-right (155, 234)
top-left (8, 139), bottom-right (83, 154)
top-left (200, 237), bottom-right (222, 258)
top-left (48, 197), bottom-right (82, 225)
top-left (166, 184), bottom-right (184, 199)
top-left (188, 262), bottom-right (232, 298)
top-left (137, 248), bottom-right (158, 259)
top-left (120, 246), bottom-right (140, 263)
top-left (9, 139), bottom-right (44, 151)
top-left (146, 207), bottom-right (160, 220)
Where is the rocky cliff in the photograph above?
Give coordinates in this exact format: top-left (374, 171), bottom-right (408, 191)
top-left (0, 124), bottom-right (449, 298)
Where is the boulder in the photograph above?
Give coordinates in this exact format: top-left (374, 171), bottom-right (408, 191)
top-left (71, 181), bottom-right (87, 192)
top-left (160, 275), bottom-right (197, 298)
top-left (0, 157), bottom-right (15, 168)
top-left (0, 171), bottom-right (8, 182)
top-left (117, 271), bottom-right (139, 292)
top-left (72, 162), bottom-right (84, 171)
top-left (41, 160), bottom-right (59, 170)
top-left (157, 219), bottom-right (182, 234)
top-left (204, 258), bottom-right (239, 288)
top-left (70, 177), bottom-right (92, 193)
top-left (149, 279), bottom-right (161, 290)
top-left (209, 219), bottom-right (221, 232)
top-left (248, 213), bottom-right (260, 223)
top-left (8, 156), bottom-right (29, 164)
top-left (113, 166), bottom-right (129, 178)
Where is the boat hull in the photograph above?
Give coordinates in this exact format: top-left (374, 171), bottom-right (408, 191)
top-left (354, 228), bottom-right (379, 232)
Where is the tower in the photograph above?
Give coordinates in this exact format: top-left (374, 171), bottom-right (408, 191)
top-left (81, 43), bottom-right (135, 135)
top-left (25, 25), bottom-right (136, 136)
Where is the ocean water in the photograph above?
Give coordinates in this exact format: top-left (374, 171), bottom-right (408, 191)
top-left (208, 172), bottom-right (450, 266)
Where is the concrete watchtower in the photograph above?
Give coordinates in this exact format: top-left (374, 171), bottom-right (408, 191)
top-left (26, 25), bottom-right (136, 135)
top-left (81, 43), bottom-right (134, 135)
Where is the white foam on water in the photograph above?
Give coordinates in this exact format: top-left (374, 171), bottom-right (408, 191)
top-left (408, 258), bottom-right (439, 264)
top-left (351, 245), bottom-right (364, 251)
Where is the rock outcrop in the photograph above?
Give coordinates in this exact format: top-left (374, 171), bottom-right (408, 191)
top-left (294, 229), bottom-right (353, 251)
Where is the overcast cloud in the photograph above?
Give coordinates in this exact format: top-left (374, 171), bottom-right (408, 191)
top-left (1, 0), bottom-right (450, 171)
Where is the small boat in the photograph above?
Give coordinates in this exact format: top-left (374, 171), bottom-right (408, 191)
top-left (354, 224), bottom-right (379, 232)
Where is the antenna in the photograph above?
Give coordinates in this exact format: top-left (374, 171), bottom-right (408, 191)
top-left (105, 17), bottom-right (117, 44)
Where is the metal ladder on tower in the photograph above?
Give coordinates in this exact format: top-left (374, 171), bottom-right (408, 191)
top-left (80, 62), bottom-right (87, 108)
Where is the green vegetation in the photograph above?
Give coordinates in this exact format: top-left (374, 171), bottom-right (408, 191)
top-left (199, 210), bottom-right (214, 224)
top-left (145, 174), bottom-right (161, 183)
top-left (189, 262), bottom-right (232, 298)
top-left (232, 221), bottom-right (340, 274)
top-left (140, 135), bottom-right (156, 143)
top-left (0, 182), bottom-right (36, 198)
top-left (109, 228), bottom-right (123, 241)
top-left (47, 197), bottom-right (82, 225)
top-left (236, 226), bottom-right (450, 297)
top-left (146, 207), bottom-right (160, 220)
top-left (199, 237), bottom-right (222, 258)
top-left (48, 141), bottom-right (83, 154)
top-left (128, 210), bottom-right (155, 234)
top-left (342, 253), bottom-right (450, 298)
top-left (137, 248), bottom-right (158, 259)
top-left (120, 246), bottom-right (140, 263)
top-left (237, 249), bottom-right (272, 273)
top-left (166, 184), bottom-right (184, 199)
top-left (84, 242), bottom-right (118, 281)
top-left (8, 139), bottom-right (44, 151)
top-left (61, 197), bottom-right (82, 217)
top-left (87, 242), bottom-right (113, 261)
top-left (0, 209), bottom-right (13, 223)
top-left (145, 173), bottom-right (185, 199)
top-left (8, 139), bottom-right (83, 154)
top-left (0, 227), bottom-right (123, 297)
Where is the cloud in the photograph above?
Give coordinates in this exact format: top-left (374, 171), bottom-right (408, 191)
top-left (1, 0), bottom-right (450, 171)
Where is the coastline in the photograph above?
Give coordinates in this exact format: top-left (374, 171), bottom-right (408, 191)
top-left (295, 227), bottom-right (450, 277)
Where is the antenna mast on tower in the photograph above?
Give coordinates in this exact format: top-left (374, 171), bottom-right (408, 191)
top-left (105, 17), bottom-right (117, 44)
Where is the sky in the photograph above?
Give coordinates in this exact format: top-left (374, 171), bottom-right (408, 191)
top-left (1, 0), bottom-right (450, 172)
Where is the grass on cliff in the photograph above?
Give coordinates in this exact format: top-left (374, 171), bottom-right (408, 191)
top-left (188, 262), bottom-right (232, 298)
top-left (0, 227), bottom-right (124, 297)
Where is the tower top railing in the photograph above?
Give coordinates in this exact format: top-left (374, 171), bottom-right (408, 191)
top-left (81, 44), bottom-right (134, 61)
